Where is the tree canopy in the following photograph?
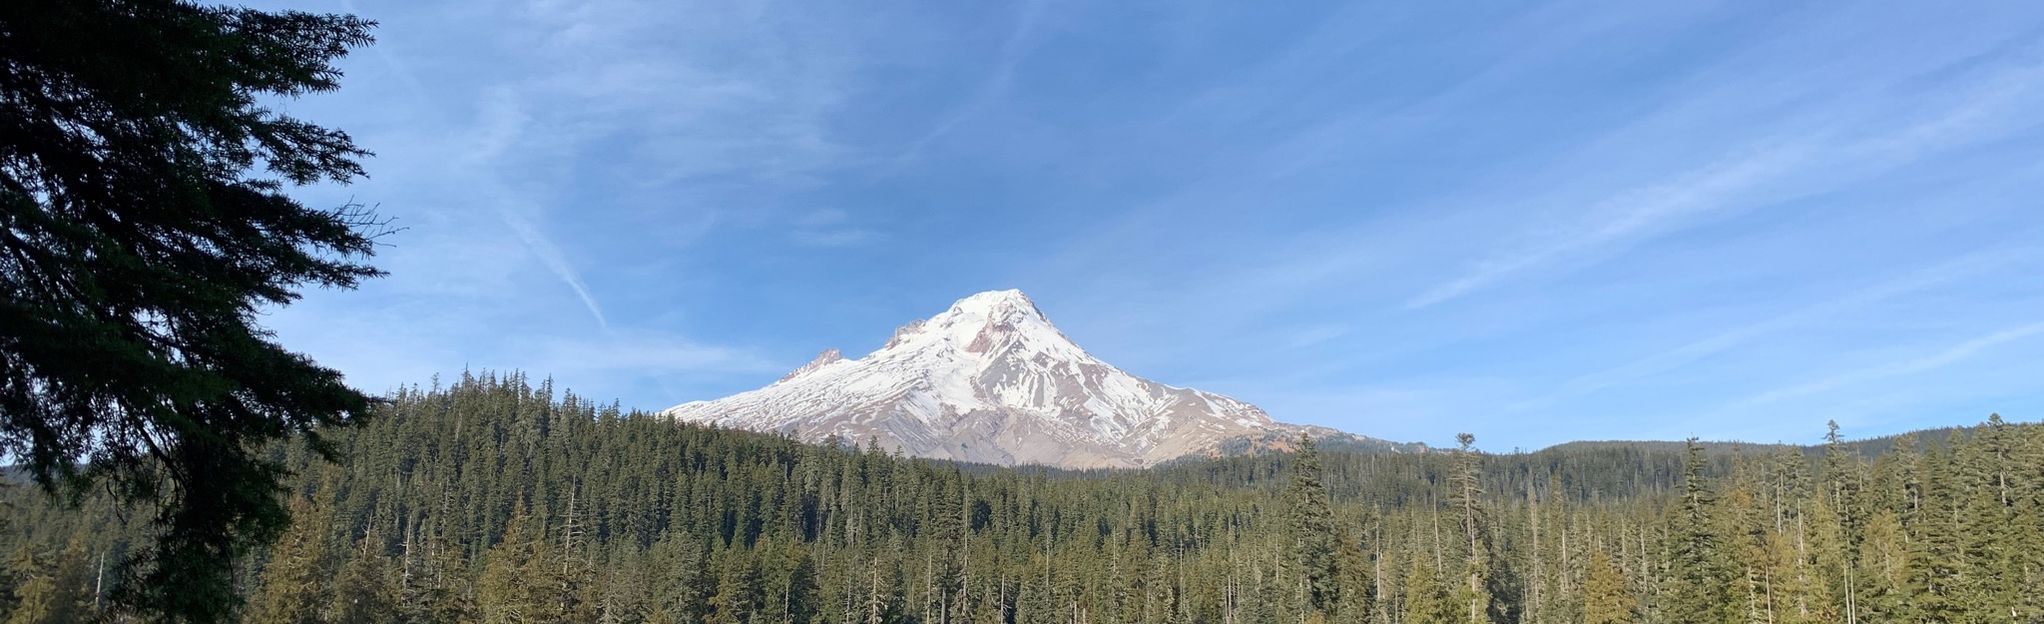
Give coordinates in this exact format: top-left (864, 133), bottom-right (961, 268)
top-left (7, 373), bottom-right (2038, 623)
top-left (0, 1), bottom-right (381, 620)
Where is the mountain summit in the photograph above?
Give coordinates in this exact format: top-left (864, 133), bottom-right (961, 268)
top-left (663, 290), bottom-right (1397, 468)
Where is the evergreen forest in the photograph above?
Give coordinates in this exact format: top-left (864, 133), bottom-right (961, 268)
top-left (2, 373), bottom-right (2039, 623)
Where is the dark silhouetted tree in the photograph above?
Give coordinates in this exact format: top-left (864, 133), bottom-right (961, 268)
top-left (0, 1), bottom-right (385, 620)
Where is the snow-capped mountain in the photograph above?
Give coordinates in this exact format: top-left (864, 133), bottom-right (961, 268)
top-left (662, 290), bottom-right (1407, 468)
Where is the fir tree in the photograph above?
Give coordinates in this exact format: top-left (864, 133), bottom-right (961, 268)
top-left (2, 542), bottom-right (86, 624)
top-left (478, 504), bottom-right (560, 624)
top-left (648, 529), bottom-right (713, 622)
top-left (328, 536), bottom-right (399, 624)
top-left (1664, 440), bottom-right (1727, 624)
top-left (1286, 434), bottom-right (1342, 617)
top-left (1403, 549), bottom-right (1453, 624)
top-left (1854, 510), bottom-right (1908, 622)
top-left (244, 496), bottom-right (334, 624)
top-left (1, 375), bottom-right (2039, 624)
top-left (0, 3), bottom-right (388, 618)
top-left (712, 548), bottom-right (766, 624)
top-left (1581, 550), bottom-right (1633, 624)
top-left (1449, 433), bottom-right (1491, 624)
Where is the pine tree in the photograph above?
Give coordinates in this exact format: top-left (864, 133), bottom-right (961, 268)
top-left (1854, 510), bottom-right (1908, 622)
top-left (479, 504), bottom-right (561, 624)
top-left (3, 542), bottom-right (85, 624)
top-left (401, 527), bottom-right (477, 624)
top-left (1287, 434), bottom-right (1343, 618)
top-left (1449, 433), bottom-right (1491, 624)
top-left (328, 536), bottom-right (399, 624)
top-left (1664, 440), bottom-right (1727, 624)
top-left (1581, 550), bottom-right (1633, 624)
top-left (1016, 551), bottom-right (1057, 624)
top-left (647, 528), bottom-right (712, 621)
top-left (0, 3), bottom-right (387, 618)
top-left (2, 374), bottom-right (2040, 624)
top-left (712, 548), bottom-right (765, 624)
top-left (1905, 446), bottom-right (1964, 623)
top-left (1403, 550), bottom-right (1453, 624)
top-left (1333, 533), bottom-right (1376, 624)
top-left (1956, 413), bottom-right (2026, 621)
top-left (1819, 420), bottom-right (1865, 623)
top-left (245, 496), bottom-right (334, 624)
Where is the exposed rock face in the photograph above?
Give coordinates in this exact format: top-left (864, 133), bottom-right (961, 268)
top-left (663, 290), bottom-right (1408, 468)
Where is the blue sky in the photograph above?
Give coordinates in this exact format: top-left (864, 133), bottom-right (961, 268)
top-left (261, 0), bottom-right (2044, 450)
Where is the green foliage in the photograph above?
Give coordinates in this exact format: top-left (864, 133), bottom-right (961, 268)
top-left (1285, 434), bottom-right (1342, 618)
top-left (1403, 549), bottom-right (1453, 624)
top-left (1581, 550), bottom-right (1632, 624)
top-left (243, 495), bottom-right (331, 624)
top-left (2, 374), bottom-right (2040, 624)
top-left (1663, 440), bottom-right (1729, 624)
top-left (2, 538), bottom-right (89, 624)
top-left (327, 537), bottom-right (398, 624)
top-left (0, 1), bottom-right (385, 620)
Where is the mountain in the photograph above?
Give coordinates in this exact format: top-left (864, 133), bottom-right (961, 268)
top-left (663, 289), bottom-right (1411, 468)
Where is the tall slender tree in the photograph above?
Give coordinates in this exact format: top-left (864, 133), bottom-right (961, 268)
top-left (1664, 440), bottom-right (1727, 624)
top-left (1449, 433), bottom-right (1491, 624)
top-left (1286, 434), bottom-right (1342, 618)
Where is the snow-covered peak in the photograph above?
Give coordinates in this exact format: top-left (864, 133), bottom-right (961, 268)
top-left (661, 289), bottom-right (1354, 468)
top-left (879, 289), bottom-right (1086, 367)
top-left (945, 288), bottom-right (1040, 319)
top-left (777, 348), bottom-right (845, 383)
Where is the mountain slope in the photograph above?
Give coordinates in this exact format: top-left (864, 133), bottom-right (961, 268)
top-left (663, 290), bottom-right (1407, 468)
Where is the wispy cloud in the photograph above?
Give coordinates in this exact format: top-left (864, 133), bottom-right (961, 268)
top-left (500, 209), bottom-right (608, 327)
top-left (890, 0), bottom-right (1049, 166)
top-left (1405, 61), bottom-right (2044, 310)
top-left (269, 1), bottom-right (2044, 441)
top-left (787, 208), bottom-right (882, 248)
top-left (1406, 142), bottom-right (1813, 309)
top-left (1729, 321), bottom-right (2044, 409)
top-left (266, 0), bottom-right (876, 406)
top-left (1520, 247), bottom-right (2042, 408)
top-left (1283, 324), bottom-right (1352, 349)
top-left (527, 329), bottom-right (782, 378)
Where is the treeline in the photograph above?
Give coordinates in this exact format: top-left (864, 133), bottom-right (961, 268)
top-left (1, 373), bottom-right (2039, 623)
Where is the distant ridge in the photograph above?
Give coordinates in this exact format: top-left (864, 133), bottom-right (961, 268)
top-left (1535, 422), bottom-right (1990, 457)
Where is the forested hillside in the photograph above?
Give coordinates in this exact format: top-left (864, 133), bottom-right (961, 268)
top-left (2, 373), bottom-right (2039, 623)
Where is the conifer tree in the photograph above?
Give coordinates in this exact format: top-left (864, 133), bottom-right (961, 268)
top-left (1664, 440), bottom-right (1727, 624)
top-left (1, 374), bottom-right (2039, 624)
top-left (1854, 510), bottom-right (1908, 622)
top-left (712, 548), bottom-right (766, 624)
top-left (1449, 433), bottom-right (1491, 624)
top-left (1581, 550), bottom-right (1632, 624)
top-left (1956, 413), bottom-right (2024, 621)
top-left (1403, 550), bottom-right (1453, 624)
top-left (1286, 434), bottom-right (1342, 617)
top-left (2, 542), bottom-right (86, 624)
top-left (0, 3), bottom-right (388, 618)
top-left (648, 529), bottom-right (713, 622)
top-left (401, 528), bottom-right (477, 624)
top-left (1904, 446), bottom-right (1964, 622)
top-left (479, 504), bottom-right (560, 624)
top-left (328, 536), bottom-right (399, 624)
top-left (245, 496), bottom-right (334, 624)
